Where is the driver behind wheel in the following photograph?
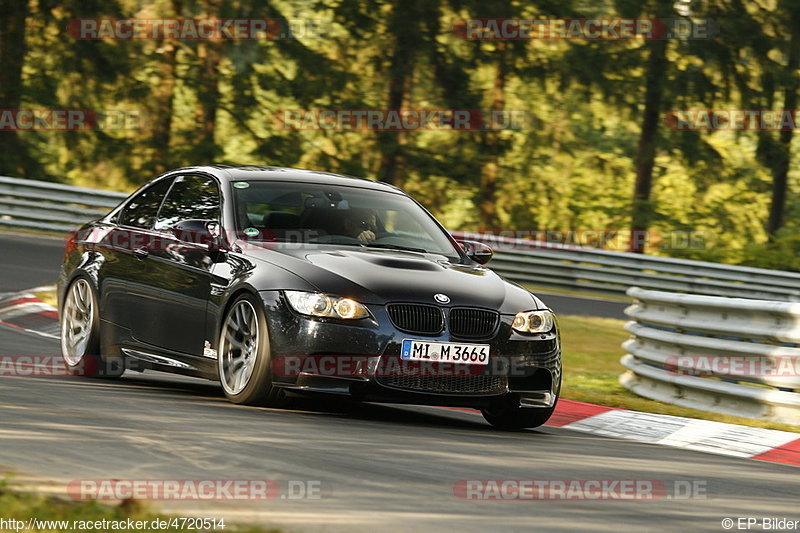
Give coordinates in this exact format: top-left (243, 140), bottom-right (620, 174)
top-left (343, 208), bottom-right (378, 243)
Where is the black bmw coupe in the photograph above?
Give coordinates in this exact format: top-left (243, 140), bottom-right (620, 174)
top-left (58, 166), bottom-right (561, 429)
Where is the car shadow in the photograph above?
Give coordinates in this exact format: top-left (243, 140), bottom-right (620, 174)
top-left (104, 371), bottom-right (552, 435)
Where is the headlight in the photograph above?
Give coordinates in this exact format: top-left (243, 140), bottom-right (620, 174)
top-left (284, 291), bottom-right (369, 319)
top-left (512, 310), bottom-right (555, 333)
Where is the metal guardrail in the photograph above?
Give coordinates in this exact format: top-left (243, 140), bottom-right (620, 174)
top-left (1, 176), bottom-right (799, 302)
top-left (620, 287), bottom-right (800, 424)
top-left (451, 231), bottom-right (800, 301)
top-left (0, 176), bottom-right (126, 233)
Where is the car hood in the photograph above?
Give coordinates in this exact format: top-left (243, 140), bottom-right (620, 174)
top-left (241, 243), bottom-right (545, 313)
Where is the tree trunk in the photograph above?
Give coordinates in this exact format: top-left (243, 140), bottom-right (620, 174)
top-left (152, 42), bottom-right (176, 174)
top-left (377, 0), bottom-right (424, 187)
top-left (478, 43), bottom-right (506, 230)
top-left (767, 18), bottom-right (800, 236)
top-left (0, 0), bottom-right (31, 177)
top-left (150, 0), bottom-right (181, 175)
top-left (189, 0), bottom-right (221, 163)
top-left (193, 39), bottom-right (221, 162)
top-left (630, 36), bottom-right (668, 253)
top-left (376, 52), bottom-right (409, 187)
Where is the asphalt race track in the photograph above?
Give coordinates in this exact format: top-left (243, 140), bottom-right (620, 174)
top-left (0, 231), bottom-right (798, 532)
top-left (0, 233), bottom-right (67, 293)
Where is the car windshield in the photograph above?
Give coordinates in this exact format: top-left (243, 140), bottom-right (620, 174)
top-left (230, 180), bottom-right (461, 259)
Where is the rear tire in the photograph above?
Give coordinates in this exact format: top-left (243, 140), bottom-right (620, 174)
top-left (481, 394), bottom-right (558, 430)
top-left (60, 276), bottom-right (124, 377)
top-left (218, 293), bottom-right (287, 406)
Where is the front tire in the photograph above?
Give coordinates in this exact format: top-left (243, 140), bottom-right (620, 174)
top-left (218, 293), bottom-right (286, 406)
top-left (481, 394), bottom-right (558, 430)
top-left (60, 276), bottom-right (123, 377)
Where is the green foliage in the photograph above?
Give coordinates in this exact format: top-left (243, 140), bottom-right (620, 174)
top-left (1, 0), bottom-right (798, 269)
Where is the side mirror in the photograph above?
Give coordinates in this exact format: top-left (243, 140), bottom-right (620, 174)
top-left (172, 219), bottom-right (224, 251)
top-left (459, 240), bottom-right (493, 265)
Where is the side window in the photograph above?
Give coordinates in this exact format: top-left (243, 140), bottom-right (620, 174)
top-left (154, 175), bottom-right (221, 232)
top-left (119, 178), bottom-right (173, 229)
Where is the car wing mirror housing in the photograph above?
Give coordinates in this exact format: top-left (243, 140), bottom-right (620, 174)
top-left (172, 219), bottom-right (225, 252)
top-left (458, 239), bottom-right (494, 265)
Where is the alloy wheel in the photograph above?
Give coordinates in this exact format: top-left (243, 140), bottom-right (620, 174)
top-left (219, 299), bottom-right (260, 395)
top-left (61, 278), bottom-right (94, 366)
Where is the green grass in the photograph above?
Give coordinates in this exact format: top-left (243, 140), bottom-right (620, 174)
top-left (0, 480), bottom-right (283, 533)
top-left (557, 314), bottom-right (800, 433)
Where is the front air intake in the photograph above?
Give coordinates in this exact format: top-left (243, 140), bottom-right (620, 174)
top-left (449, 308), bottom-right (500, 338)
top-left (386, 304), bottom-right (444, 335)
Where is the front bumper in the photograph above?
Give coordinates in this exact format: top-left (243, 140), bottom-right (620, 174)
top-left (259, 291), bottom-right (561, 409)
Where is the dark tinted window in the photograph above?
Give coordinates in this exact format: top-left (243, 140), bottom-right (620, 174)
top-left (119, 178), bottom-right (173, 229)
top-left (230, 181), bottom-right (460, 258)
top-left (155, 175), bottom-right (220, 231)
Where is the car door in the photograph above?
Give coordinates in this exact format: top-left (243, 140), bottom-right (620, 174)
top-left (129, 174), bottom-right (221, 356)
top-left (102, 177), bottom-right (174, 331)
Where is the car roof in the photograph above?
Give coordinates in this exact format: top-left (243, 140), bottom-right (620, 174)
top-left (165, 165), bottom-right (400, 193)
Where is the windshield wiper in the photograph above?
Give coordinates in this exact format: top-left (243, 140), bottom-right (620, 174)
top-left (363, 243), bottom-right (428, 254)
top-left (308, 240), bottom-right (362, 247)
top-left (307, 239), bottom-right (429, 254)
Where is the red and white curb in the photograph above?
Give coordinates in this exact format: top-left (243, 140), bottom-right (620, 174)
top-left (444, 399), bottom-right (800, 466)
top-left (0, 286), bottom-right (59, 339)
top-left (548, 400), bottom-right (800, 466)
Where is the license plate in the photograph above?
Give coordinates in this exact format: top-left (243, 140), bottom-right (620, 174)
top-left (400, 339), bottom-right (489, 364)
